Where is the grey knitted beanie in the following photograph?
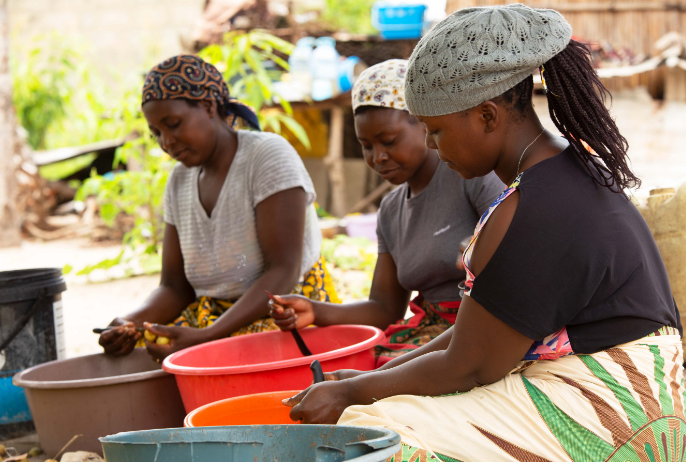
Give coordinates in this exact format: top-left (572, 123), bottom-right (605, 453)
top-left (405, 4), bottom-right (572, 116)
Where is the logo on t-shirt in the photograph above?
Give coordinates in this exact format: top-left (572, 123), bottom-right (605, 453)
top-left (433, 224), bottom-right (451, 236)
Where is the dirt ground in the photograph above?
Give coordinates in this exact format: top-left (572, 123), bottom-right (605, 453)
top-left (1, 91), bottom-right (685, 360)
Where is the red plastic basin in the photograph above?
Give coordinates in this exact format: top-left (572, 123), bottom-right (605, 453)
top-left (184, 390), bottom-right (301, 427)
top-left (163, 325), bottom-right (384, 412)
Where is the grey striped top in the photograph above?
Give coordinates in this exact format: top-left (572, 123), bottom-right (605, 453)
top-left (164, 130), bottom-right (321, 300)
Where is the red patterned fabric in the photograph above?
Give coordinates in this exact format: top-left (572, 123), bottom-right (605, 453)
top-left (375, 295), bottom-right (461, 367)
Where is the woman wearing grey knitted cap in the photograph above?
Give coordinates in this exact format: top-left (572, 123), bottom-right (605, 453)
top-left (283, 5), bottom-right (683, 461)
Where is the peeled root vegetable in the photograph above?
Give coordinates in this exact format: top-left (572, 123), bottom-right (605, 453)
top-left (155, 336), bottom-right (170, 345)
top-left (144, 330), bottom-right (157, 342)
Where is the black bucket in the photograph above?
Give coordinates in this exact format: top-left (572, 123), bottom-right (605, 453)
top-left (0, 268), bottom-right (66, 439)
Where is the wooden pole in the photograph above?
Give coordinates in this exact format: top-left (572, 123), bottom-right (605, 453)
top-left (0, 0), bottom-right (20, 247)
top-left (324, 106), bottom-right (347, 217)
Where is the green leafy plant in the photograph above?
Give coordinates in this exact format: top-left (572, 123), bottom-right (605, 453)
top-left (321, 0), bottom-right (377, 35)
top-left (38, 154), bottom-right (98, 181)
top-left (199, 29), bottom-right (310, 149)
top-left (11, 32), bottom-right (80, 150)
top-left (75, 79), bottom-right (173, 277)
top-left (322, 235), bottom-right (378, 273)
top-left (321, 235), bottom-right (378, 300)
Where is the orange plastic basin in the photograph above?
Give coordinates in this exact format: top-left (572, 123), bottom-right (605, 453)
top-left (184, 390), bottom-right (301, 427)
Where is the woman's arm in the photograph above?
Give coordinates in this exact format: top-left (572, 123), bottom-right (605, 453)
top-left (99, 224), bottom-right (196, 355)
top-left (350, 296), bottom-right (531, 398)
top-left (200, 186), bottom-right (310, 339)
top-left (126, 224), bottom-right (196, 325)
top-left (144, 187), bottom-right (317, 360)
top-left (286, 191), bottom-right (532, 423)
top-left (288, 296), bottom-right (533, 422)
top-left (320, 253), bottom-right (412, 328)
top-left (271, 252), bottom-right (411, 331)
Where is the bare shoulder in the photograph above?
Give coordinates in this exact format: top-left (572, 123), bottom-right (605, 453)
top-left (468, 190), bottom-right (520, 278)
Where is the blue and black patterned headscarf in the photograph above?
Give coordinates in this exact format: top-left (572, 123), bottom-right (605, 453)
top-left (142, 54), bottom-right (260, 130)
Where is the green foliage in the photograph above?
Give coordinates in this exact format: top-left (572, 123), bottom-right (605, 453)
top-left (77, 81), bottom-right (174, 258)
top-left (38, 154), bottom-right (97, 181)
top-left (199, 29), bottom-right (310, 150)
top-left (11, 33), bottom-right (80, 150)
top-left (12, 33), bottom-right (134, 156)
top-left (321, 0), bottom-right (377, 35)
top-left (321, 235), bottom-right (377, 300)
top-left (43, 73), bottom-right (123, 149)
top-left (321, 235), bottom-right (377, 272)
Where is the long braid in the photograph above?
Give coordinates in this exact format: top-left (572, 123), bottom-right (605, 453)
top-left (542, 40), bottom-right (639, 191)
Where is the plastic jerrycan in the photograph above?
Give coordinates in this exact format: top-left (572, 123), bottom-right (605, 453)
top-left (634, 184), bottom-right (686, 353)
top-left (288, 36), bottom-right (315, 99)
top-left (311, 36), bottom-right (340, 101)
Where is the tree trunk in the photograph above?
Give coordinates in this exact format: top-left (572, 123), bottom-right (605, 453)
top-left (0, 0), bottom-right (20, 247)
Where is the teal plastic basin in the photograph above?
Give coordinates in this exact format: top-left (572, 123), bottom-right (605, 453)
top-left (100, 425), bottom-right (401, 461)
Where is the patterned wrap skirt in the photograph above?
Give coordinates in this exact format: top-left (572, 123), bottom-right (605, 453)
top-left (340, 327), bottom-right (685, 462)
top-left (375, 295), bottom-right (461, 368)
top-left (172, 255), bottom-right (339, 336)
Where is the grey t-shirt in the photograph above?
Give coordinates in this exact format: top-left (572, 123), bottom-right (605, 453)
top-left (377, 159), bottom-right (504, 303)
top-left (164, 130), bottom-right (322, 300)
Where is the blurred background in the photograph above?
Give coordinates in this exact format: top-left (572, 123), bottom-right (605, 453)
top-left (0, 0), bottom-right (685, 360)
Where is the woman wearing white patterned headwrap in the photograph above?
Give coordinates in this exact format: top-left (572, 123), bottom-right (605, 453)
top-left (270, 59), bottom-right (503, 367)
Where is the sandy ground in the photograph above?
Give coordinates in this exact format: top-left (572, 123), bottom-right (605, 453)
top-left (0, 92), bottom-right (685, 360)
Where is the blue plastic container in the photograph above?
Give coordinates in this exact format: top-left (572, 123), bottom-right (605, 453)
top-left (100, 425), bottom-right (401, 462)
top-left (372, 2), bottom-right (427, 40)
top-left (338, 56), bottom-right (361, 93)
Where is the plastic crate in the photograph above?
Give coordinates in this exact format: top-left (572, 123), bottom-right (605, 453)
top-left (372, 2), bottom-right (427, 40)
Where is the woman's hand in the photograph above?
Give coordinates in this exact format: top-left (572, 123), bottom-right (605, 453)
top-left (269, 294), bottom-right (316, 331)
top-left (143, 322), bottom-right (208, 362)
top-left (99, 318), bottom-right (141, 357)
top-left (283, 381), bottom-right (354, 424)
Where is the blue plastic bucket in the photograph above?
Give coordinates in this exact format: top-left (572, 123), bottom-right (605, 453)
top-left (372, 2), bottom-right (427, 40)
top-left (0, 268), bottom-right (66, 439)
top-left (100, 425), bottom-right (401, 461)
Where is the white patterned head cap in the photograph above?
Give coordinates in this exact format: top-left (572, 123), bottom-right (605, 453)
top-left (352, 59), bottom-right (409, 113)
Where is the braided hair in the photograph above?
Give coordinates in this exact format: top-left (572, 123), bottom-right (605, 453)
top-left (502, 40), bottom-right (638, 192)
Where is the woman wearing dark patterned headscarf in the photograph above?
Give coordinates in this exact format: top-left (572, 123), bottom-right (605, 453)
top-left (98, 55), bottom-right (338, 361)
top-left (141, 54), bottom-right (260, 131)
